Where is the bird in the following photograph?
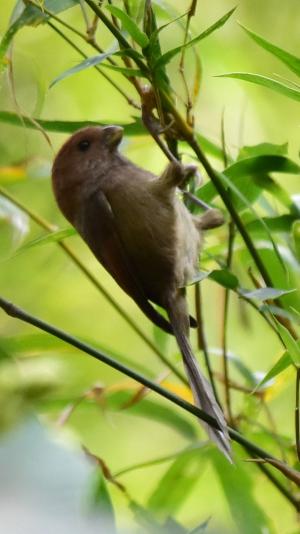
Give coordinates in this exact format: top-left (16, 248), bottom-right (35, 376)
top-left (52, 125), bottom-right (231, 460)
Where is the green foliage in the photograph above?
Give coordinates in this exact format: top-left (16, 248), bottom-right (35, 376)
top-left (153, 7), bottom-right (236, 70)
top-left (106, 4), bottom-right (149, 48)
top-left (218, 72), bottom-right (300, 102)
top-left (0, 1), bottom-right (300, 533)
top-left (219, 22), bottom-right (300, 101)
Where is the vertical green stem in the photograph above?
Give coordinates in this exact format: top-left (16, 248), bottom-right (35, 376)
top-left (221, 222), bottom-right (235, 424)
top-left (195, 283), bottom-right (220, 404)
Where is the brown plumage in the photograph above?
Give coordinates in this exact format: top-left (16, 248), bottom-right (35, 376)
top-left (52, 125), bottom-right (231, 460)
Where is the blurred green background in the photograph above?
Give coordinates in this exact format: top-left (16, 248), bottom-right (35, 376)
top-left (0, 1), bottom-right (300, 533)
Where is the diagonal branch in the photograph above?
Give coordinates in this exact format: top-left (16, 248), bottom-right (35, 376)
top-left (0, 296), bottom-right (295, 465)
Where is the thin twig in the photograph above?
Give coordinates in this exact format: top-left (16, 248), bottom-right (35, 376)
top-left (0, 187), bottom-right (186, 384)
top-left (220, 111), bottom-right (234, 424)
top-left (195, 283), bottom-right (220, 404)
top-left (0, 295), bottom-right (296, 468)
top-left (114, 442), bottom-right (207, 478)
top-left (221, 223), bottom-right (235, 424)
top-left (2, 293), bottom-right (300, 512)
top-left (48, 21), bottom-right (139, 109)
top-left (179, 0), bottom-right (198, 125)
top-left (251, 459), bottom-right (300, 511)
top-left (27, 0), bottom-right (93, 43)
top-left (214, 372), bottom-right (263, 397)
top-left (84, 0), bottom-right (147, 72)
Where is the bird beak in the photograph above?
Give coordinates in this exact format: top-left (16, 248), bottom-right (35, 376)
top-left (102, 125), bottom-right (124, 148)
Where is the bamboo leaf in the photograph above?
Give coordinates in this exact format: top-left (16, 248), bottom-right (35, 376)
top-left (184, 269), bottom-right (239, 289)
top-left (260, 304), bottom-right (300, 324)
top-left (240, 24), bottom-right (300, 78)
top-left (209, 269), bottom-right (239, 289)
top-left (254, 351), bottom-right (292, 391)
top-left (198, 155), bottom-right (300, 269)
top-left (147, 446), bottom-right (209, 516)
top-left (154, 7), bottom-right (236, 69)
top-left (98, 63), bottom-right (144, 76)
top-left (106, 5), bottom-right (149, 48)
top-left (274, 320), bottom-right (300, 367)
top-left (16, 228), bottom-right (77, 254)
top-left (0, 112), bottom-right (236, 160)
top-left (195, 133), bottom-right (229, 162)
top-left (0, 111), bottom-right (146, 135)
top-left (211, 449), bottom-right (272, 534)
top-left (217, 72), bottom-right (300, 102)
top-left (238, 141), bottom-right (288, 159)
top-left (199, 155), bottom-right (300, 205)
top-left (226, 155), bottom-right (300, 179)
top-left (50, 51), bottom-right (117, 88)
top-left (240, 287), bottom-right (296, 301)
top-left (245, 215), bottom-right (296, 236)
top-left (147, 11), bottom-right (188, 54)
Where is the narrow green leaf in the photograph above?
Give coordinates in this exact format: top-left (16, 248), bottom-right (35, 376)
top-left (147, 11), bottom-right (188, 53)
top-left (17, 228), bottom-right (77, 254)
top-left (148, 447), bottom-right (209, 516)
top-left (254, 351), bottom-right (292, 391)
top-left (198, 154), bottom-right (300, 205)
top-left (260, 304), bottom-right (300, 324)
top-left (218, 72), bottom-right (300, 102)
top-left (0, 111), bottom-right (146, 135)
top-left (211, 449), bottom-right (272, 534)
top-left (106, 5), bottom-right (149, 48)
top-left (0, 111), bottom-right (237, 162)
top-left (50, 51), bottom-right (116, 88)
top-left (184, 269), bottom-right (238, 289)
top-left (198, 161), bottom-right (293, 270)
top-left (263, 179), bottom-right (298, 213)
top-left (238, 141), bottom-right (288, 159)
top-left (209, 269), bottom-right (239, 289)
top-left (184, 271), bottom-right (211, 286)
top-left (246, 215), bottom-right (296, 236)
top-left (98, 63), bottom-right (144, 76)
top-left (194, 133), bottom-right (231, 162)
top-left (274, 320), bottom-right (300, 367)
top-left (240, 287), bottom-right (296, 301)
top-left (226, 155), bottom-right (300, 179)
top-left (240, 24), bottom-right (300, 78)
top-left (154, 7), bottom-right (236, 69)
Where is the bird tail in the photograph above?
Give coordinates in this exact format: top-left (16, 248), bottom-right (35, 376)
top-left (167, 295), bottom-right (232, 462)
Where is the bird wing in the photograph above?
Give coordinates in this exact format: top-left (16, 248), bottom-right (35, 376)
top-left (78, 188), bottom-right (173, 334)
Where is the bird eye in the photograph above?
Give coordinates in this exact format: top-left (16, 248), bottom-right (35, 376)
top-left (78, 139), bottom-right (90, 152)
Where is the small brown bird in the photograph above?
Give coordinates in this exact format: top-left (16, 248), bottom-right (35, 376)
top-left (52, 125), bottom-right (231, 460)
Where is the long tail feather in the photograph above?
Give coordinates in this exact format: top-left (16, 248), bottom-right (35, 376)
top-left (167, 298), bottom-right (232, 462)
